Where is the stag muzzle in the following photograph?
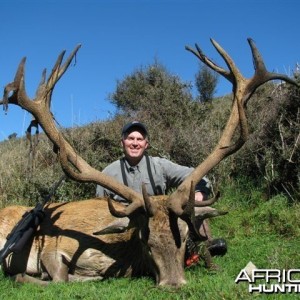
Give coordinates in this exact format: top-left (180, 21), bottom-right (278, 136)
top-left (158, 274), bottom-right (187, 288)
top-left (154, 242), bottom-right (188, 288)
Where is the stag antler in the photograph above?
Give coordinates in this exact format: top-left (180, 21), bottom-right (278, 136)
top-left (168, 38), bottom-right (298, 214)
top-left (0, 45), bottom-right (144, 214)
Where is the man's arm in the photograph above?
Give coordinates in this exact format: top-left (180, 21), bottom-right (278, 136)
top-left (95, 161), bottom-right (119, 198)
top-left (96, 184), bottom-right (106, 197)
top-left (95, 160), bottom-right (130, 204)
top-left (156, 157), bottom-right (212, 198)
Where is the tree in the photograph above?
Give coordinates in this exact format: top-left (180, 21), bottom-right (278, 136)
top-left (195, 64), bottom-right (218, 103)
top-left (110, 62), bottom-right (194, 118)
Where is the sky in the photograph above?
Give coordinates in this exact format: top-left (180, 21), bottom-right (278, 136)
top-left (0, 0), bottom-right (299, 141)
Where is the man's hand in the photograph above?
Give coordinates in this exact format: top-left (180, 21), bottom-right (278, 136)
top-left (195, 191), bottom-right (207, 204)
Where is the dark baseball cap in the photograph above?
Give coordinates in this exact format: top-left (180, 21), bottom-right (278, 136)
top-left (121, 121), bottom-right (148, 137)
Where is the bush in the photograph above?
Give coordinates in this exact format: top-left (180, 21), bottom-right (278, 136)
top-left (229, 80), bottom-right (300, 200)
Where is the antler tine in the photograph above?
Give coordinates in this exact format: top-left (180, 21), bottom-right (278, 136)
top-left (247, 38), bottom-right (298, 97)
top-left (43, 45), bottom-right (81, 108)
top-left (49, 50), bottom-right (66, 81)
top-left (185, 43), bottom-right (232, 81)
top-left (1, 57), bottom-right (33, 110)
top-left (47, 45), bottom-right (81, 90)
top-left (209, 38), bottom-right (242, 82)
top-left (248, 38), bottom-right (267, 74)
top-left (35, 69), bottom-right (47, 100)
top-left (14, 57), bottom-right (27, 85)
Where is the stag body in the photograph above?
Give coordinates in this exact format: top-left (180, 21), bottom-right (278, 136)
top-left (0, 197), bottom-right (192, 286)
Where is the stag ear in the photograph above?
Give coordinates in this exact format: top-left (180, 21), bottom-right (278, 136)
top-left (93, 218), bottom-right (130, 235)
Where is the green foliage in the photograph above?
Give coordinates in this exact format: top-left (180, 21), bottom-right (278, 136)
top-left (195, 63), bottom-right (218, 103)
top-left (218, 182), bottom-right (300, 239)
top-left (110, 62), bottom-right (193, 117)
top-left (229, 80), bottom-right (300, 200)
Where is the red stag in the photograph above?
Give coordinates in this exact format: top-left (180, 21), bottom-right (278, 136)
top-left (0, 39), bottom-right (297, 287)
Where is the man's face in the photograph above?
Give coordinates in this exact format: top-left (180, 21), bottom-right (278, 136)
top-left (122, 130), bottom-right (148, 163)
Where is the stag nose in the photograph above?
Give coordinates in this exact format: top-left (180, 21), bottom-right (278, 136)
top-left (158, 277), bottom-right (187, 289)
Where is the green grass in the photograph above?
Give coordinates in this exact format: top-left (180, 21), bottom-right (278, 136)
top-left (1, 190), bottom-right (299, 300)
